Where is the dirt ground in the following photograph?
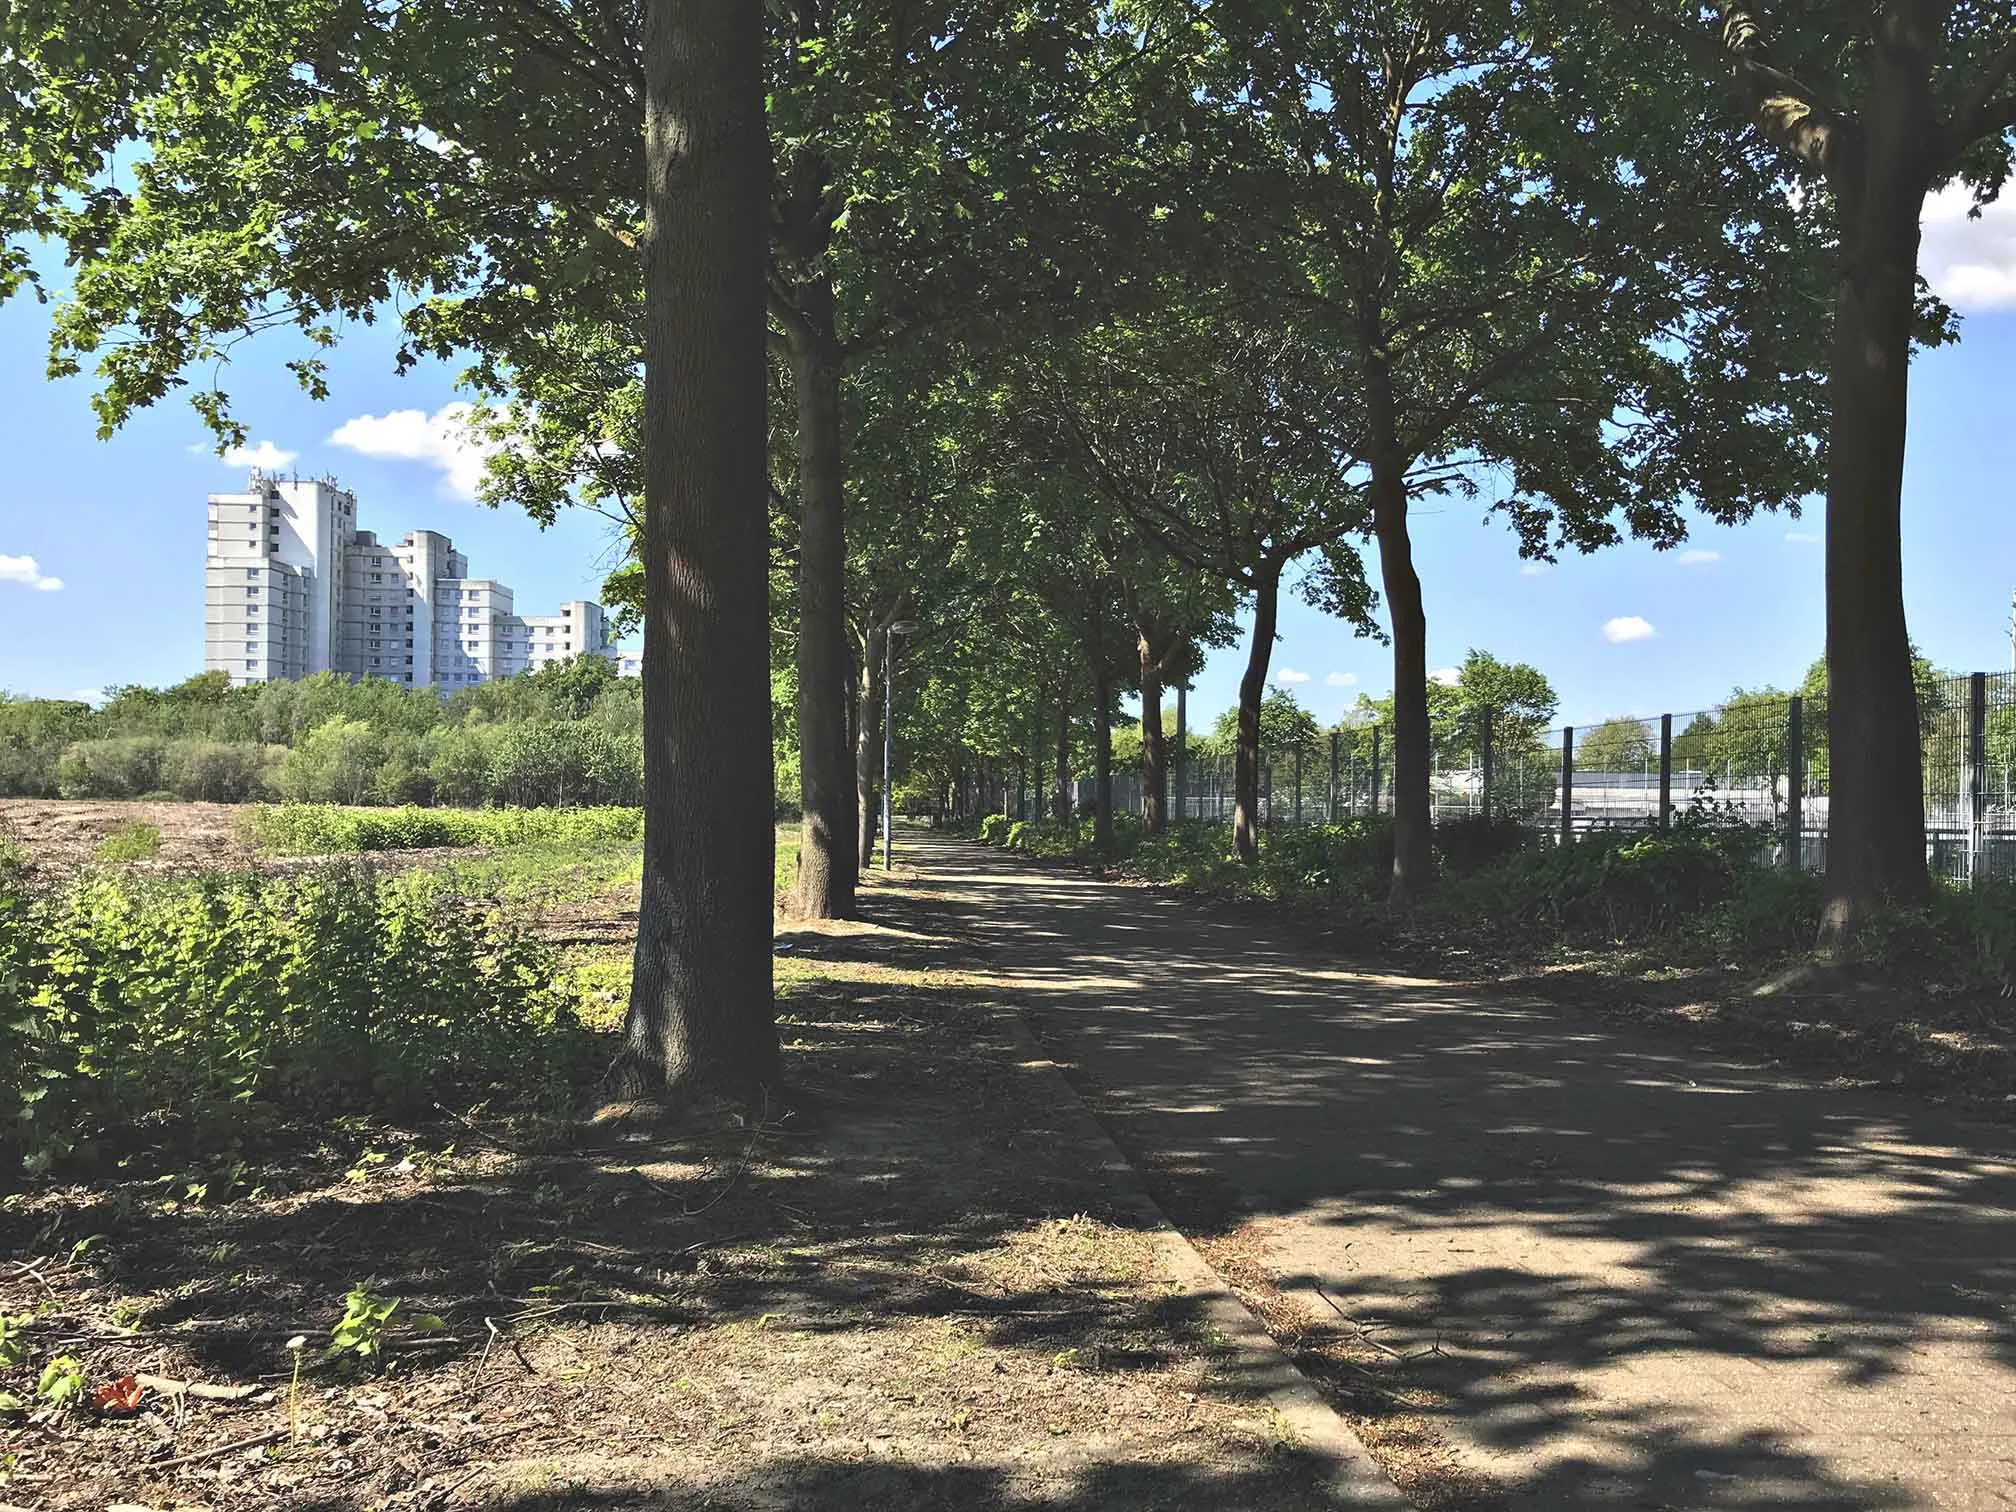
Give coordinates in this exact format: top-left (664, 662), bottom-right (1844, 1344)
top-left (0, 861), bottom-right (1360, 1511)
top-left (0, 797), bottom-right (254, 872)
top-left (0, 798), bottom-right (489, 883)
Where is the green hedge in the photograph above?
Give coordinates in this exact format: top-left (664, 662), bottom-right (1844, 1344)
top-left (0, 866), bottom-right (592, 1171)
top-left (238, 804), bottom-right (644, 855)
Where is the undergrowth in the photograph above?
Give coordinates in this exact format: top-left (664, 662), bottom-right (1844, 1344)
top-left (238, 803), bottom-right (643, 855)
top-left (973, 809), bottom-right (2016, 989)
top-left (0, 865), bottom-right (594, 1173)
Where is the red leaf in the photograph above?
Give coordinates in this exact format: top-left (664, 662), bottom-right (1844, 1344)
top-left (94, 1374), bottom-right (145, 1413)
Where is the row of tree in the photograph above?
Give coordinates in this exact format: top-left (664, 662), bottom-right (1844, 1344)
top-left (8, 1), bottom-right (2015, 1106)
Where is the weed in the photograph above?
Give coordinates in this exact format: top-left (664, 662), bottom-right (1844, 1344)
top-left (0, 1312), bottom-right (30, 1370)
top-left (328, 1286), bottom-right (401, 1367)
top-left (35, 1355), bottom-right (85, 1408)
top-left (95, 820), bottom-right (162, 862)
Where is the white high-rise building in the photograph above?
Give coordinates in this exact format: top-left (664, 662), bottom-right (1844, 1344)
top-left (203, 471), bottom-right (614, 689)
top-left (524, 601), bottom-right (608, 672)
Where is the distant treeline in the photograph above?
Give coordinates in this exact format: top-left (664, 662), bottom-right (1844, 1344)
top-left (0, 657), bottom-right (643, 808)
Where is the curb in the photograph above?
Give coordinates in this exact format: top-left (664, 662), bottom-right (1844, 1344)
top-left (996, 1008), bottom-right (1412, 1509)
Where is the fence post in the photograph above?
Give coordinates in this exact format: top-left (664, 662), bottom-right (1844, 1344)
top-left (1370, 725), bottom-right (1382, 814)
top-left (1293, 744), bottom-right (1304, 824)
top-left (1480, 709), bottom-right (1494, 824)
top-left (1970, 671), bottom-right (1988, 887)
top-left (1658, 713), bottom-right (1673, 832)
top-left (1785, 697), bottom-right (1804, 870)
top-left (1174, 684), bottom-right (1187, 823)
top-left (1560, 726), bottom-right (1575, 846)
top-left (1329, 731), bottom-right (1341, 823)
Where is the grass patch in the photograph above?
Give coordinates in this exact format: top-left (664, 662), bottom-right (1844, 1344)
top-left (238, 803), bottom-right (643, 856)
top-left (94, 819), bottom-right (162, 862)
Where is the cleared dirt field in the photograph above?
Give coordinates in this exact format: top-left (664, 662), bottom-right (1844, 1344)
top-left (0, 797), bottom-right (252, 873)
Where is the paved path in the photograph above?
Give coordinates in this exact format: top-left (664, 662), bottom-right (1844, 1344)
top-left (895, 832), bottom-right (2016, 1510)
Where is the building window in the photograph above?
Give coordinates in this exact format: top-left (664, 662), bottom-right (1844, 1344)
top-left (245, 659), bottom-right (257, 670)
top-left (405, 656), bottom-right (414, 665)
top-left (246, 587), bottom-right (259, 596)
top-left (245, 568), bottom-right (259, 579)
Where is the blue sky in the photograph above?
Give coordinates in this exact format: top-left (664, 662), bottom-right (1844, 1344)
top-left (0, 277), bottom-right (631, 702)
top-left (2, 189), bottom-right (2014, 722)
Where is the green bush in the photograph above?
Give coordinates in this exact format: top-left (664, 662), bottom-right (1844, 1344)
top-left (57, 737), bottom-right (169, 798)
top-left (1435, 814), bottom-right (1529, 876)
top-left (1687, 866), bottom-right (1825, 957)
top-left (95, 821), bottom-right (162, 862)
top-left (978, 813), bottom-right (1013, 846)
top-left (239, 804), bottom-right (645, 856)
top-left (0, 866), bottom-right (592, 1171)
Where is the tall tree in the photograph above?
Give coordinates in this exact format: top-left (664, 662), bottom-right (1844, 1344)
top-left (1017, 310), bottom-right (1375, 862)
top-left (1597, 0), bottom-right (2016, 934)
top-left (1184, 0), bottom-right (1827, 903)
top-left (611, 0), bottom-right (778, 1103)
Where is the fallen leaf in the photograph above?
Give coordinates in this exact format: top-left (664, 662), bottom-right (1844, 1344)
top-left (94, 1375), bottom-right (146, 1414)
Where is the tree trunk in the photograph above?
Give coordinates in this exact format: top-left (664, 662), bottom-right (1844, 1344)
top-left (1093, 667), bottom-right (1114, 851)
top-left (610, 0), bottom-right (776, 1108)
top-left (1818, 76), bottom-right (1933, 941)
top-left (1372, 458), bottom-right (1434, 905)
top-left (855, 623), bottom-right (886, 870)
top-left (1053, 675), bottom-right (1074, 821)
top-left (1234, 563), bottom-right (1281, 863)
top-left (1138, 627), bottom-right (1167, 834)
top-left (785, 273), bottom-right (857, 920)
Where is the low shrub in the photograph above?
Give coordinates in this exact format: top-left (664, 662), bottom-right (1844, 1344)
top-left (1435, 828), bottom-right (1745, 937)
top-left (978, 813), bottom-right (1013, 847)
top-left (0, 866), bottom-right (592, 1172)
top-left (1687, 867), bottom-right (1825, 958)
top-left (1435, 814), bottom-right (1529, 876)
top-left (95, 821), bottom-right (162, 862)
top-left (238, 804), bottom-right (644, 856)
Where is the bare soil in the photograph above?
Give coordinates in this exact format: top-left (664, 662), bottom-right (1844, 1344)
top-left (0, 797), bottom-right (486, 884)
top-left (0, 865), bottom-right (1352, 1511)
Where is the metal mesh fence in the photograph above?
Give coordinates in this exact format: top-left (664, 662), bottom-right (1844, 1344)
top-left (989, 670), bottom-right (2016, 887)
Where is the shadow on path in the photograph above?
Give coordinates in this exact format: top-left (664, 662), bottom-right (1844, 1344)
top-left (896, 831), bottom-right (2016, 1509)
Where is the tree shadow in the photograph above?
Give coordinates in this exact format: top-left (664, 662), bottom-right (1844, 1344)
top-left (903, 833), bottom-right (2016, 1506)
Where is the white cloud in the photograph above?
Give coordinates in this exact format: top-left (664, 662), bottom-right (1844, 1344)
top-left (1519, 562), bottom-right (1551, 577)
top-left (1785, 529), bottom-right (1822, 544)
top-left (1922, 185), bottom-right (2016, 311)
top-left (1676, 548), bottom-right (1721, 565)
top-left (0, 554), bottom-right (63, 592)
top-left (1603, 615), bottom-right (1657, 644)
top-left (1430, 666), bottom-right (1462, 686)
top-left (226, 440), bottom-right (299, 470)
top-left (328, 404), bottom-right (496, 499)
top-left (1324, 672), bottom-right (1358, 688)
top-left (1275, 667), bottom-right (1312, 685)
top-left (70, 688), bottom-right (103, 706)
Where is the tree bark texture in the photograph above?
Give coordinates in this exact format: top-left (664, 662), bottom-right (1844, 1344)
top-left (612, 0), bottom-right (777, 1107)
top-left (1372, 459), bottom-right (1434, 906)
top-left (1234, 564), bottom-right (1281, 863)
top-left (1054, 675), bottom-right (1074, 821)
top-left (1093, 668), bottom-right (1114, 851)
top-left (1820, 53), bottom-right (1934, 938)
top-left (1138, 627), bottom-right (1166, 834)
top-left (854, 623), bottom-right (886, 870)
top-left (786, 274), bottom-right (858, 919)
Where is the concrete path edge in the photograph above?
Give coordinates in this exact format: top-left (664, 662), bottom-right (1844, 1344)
top-left (996, 1006), bottom-right (1412, 1509)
